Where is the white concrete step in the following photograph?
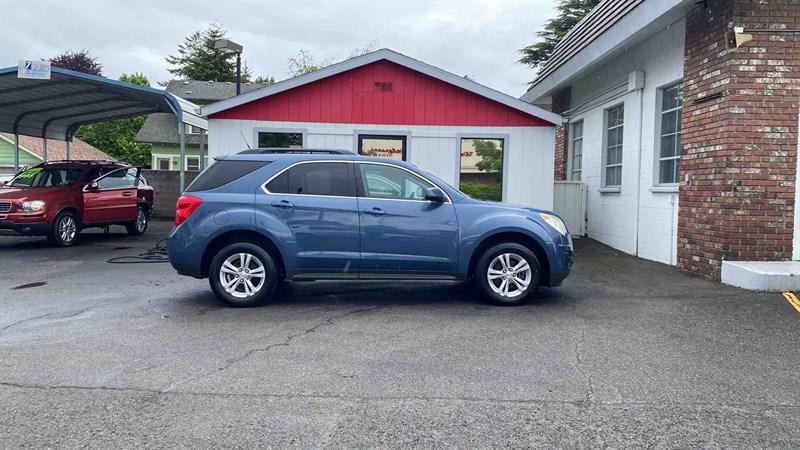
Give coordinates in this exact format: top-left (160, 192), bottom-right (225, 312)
top-left (721, 260), bottom-right (800, 291)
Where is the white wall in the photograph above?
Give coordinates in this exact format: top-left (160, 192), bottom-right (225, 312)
top-left (208, 120), bottom-right (556, 210)
top-left (566, 19), bottom-right (685, 265)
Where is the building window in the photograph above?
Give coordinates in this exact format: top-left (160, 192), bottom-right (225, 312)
top-left (604, 105), bottom-right (624, 187)
top-left (459, 138), bottom-right (503, 201)
top-left (570, 121), bottom-right (583, 181)
top-left (156, 157), bottom-right (170, 171)
top-left (186, 156), bottom-right (200, 172)
top-left (258, 132), bottom-right (303, 148)
top-left (358, 135), bottom-right (406, 161)
top-left (188, 125), bottom-right (204, 135)
top-left (658, 82), bottom-right (683, 185)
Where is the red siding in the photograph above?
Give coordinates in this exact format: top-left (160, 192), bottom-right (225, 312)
top-left (210, 60), bottom-right (550, 127)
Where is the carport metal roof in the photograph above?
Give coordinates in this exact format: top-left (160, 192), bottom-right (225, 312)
top-left (0, 66), bottom-right (207, 191)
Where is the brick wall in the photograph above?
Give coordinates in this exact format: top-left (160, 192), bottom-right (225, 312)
top-left (554, 124), bottom-right (569, 181)
top-left (678, 0), bottom-right (800, 279)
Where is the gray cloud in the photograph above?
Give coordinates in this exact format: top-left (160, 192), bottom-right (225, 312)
top-left (1, 0), bottom-right (554, 97)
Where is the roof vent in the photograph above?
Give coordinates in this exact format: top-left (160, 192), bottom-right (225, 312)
top-left (374, 82), bottom-right (393, 92)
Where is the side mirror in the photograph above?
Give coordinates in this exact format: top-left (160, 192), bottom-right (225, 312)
top-left (86, 181), bottom-right (98, 191)
top-left (424, 187), bottom-right (446, 203)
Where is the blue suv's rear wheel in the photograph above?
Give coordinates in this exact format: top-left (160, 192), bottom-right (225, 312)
top-left (475, 242), bottom-right (540, 306)
top-left (209, 243), bottom-right (279, 307)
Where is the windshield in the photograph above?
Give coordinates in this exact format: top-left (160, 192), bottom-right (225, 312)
top-left (9, 167), bottom-right (83, 188)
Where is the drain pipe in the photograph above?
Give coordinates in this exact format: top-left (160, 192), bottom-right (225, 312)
top-left (630, 71), bottom-right (646, 257)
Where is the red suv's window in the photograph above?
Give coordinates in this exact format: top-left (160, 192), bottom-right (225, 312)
top-left (9, 168), bottom-right (82, 188)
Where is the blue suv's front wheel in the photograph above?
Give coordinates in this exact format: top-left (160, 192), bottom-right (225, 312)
top-left (475, 243), bottom-right (541, 306)
top-left (209, 243), bottom-right (279, 307)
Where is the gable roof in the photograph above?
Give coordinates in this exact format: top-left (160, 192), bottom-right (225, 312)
top-left (202, 49), bottom-right (562, 125)
top-left (0, 133), bottom-right (112, 161)
top-left (165, 80), bottom-right (268, 105)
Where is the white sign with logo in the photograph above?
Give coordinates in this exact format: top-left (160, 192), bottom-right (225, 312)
top-left (17, 60), bottom-right (51, 80)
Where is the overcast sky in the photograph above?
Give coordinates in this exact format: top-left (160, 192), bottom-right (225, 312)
top-left (1, 0), bottom-right (554, 98)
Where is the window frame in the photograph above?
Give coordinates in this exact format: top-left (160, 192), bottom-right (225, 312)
top-left (186, 156), bottom-right (201, 172)
top-left (356, 133), bottom-right (409, 161)
top-left (261, 160), bottom-right (451, 203)
top-left (567, 120), bottom-right (584, 181)
top-left (84, 167), bottom-right (140, 192)
top-left (602, 104), bottom-right (625, 188)
top-left (654, 80), bottom-right (683, 187)
top-left (456, 134), bottom-right (508, 202)
top-left (262, 160), bottom-right (356, 198)
top-left (155, 157), bottom-right (171, 171)
top-left (253, 128), bottom-right (306, 149)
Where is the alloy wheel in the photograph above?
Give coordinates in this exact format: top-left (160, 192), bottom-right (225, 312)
top-left (135, 209), bottom-right (147, 233)
top-left (219, 253), bottom-right (267, 299)
top-left (487, 252), bottom-right (531, 298)
top-left (59, 216), bottom-right (77, 244)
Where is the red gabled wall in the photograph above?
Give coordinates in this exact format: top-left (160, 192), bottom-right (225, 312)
top-left (210, 60), bottom-right (551, 127)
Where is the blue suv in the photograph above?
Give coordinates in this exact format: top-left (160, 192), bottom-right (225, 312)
top-left (167, 149), bottom-right (572, 307)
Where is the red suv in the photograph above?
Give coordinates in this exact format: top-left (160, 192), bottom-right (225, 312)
top-left (0, 161), bottom-right (154, 246)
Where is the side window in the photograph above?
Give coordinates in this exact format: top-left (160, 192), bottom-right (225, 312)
top-left (266, 162), bottom-right (355, 197)
top-left (96, 168), bottom-right (137, 190)
top-left (358, 163), bottom-right (433, 200)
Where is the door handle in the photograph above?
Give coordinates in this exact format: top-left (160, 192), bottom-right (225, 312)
top-left (121, 191), bottom-right (134, 197)
top-left (270, 200), bottom-right (294, 209)
top-left (363, 207), bottom-right (386, 216)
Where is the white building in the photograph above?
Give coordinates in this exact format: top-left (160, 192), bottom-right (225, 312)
top-left (202, 49), bottom-right (561, 211)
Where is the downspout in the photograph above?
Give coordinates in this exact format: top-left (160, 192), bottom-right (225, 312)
top-left (631, 71), bottom-right (645, 257)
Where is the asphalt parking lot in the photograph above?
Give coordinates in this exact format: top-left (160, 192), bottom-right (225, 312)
top-left (1, 220), bottom-right (799, 448)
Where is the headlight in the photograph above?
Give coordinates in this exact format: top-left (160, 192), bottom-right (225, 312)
top-left (20, 200), bottom-right (46, 212)
top-left (540, 213), bottom-right (568, 236)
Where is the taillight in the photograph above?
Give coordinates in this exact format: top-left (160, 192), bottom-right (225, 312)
top-left (175, 195), bottom-right (202, 225)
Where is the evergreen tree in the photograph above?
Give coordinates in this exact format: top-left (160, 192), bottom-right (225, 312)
top-left (519, 0), bottom-right (601, 71)
top-left (166, 24), bottom-right (253, 82)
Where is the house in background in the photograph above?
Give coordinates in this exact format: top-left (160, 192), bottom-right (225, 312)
top-left (135, 80), bottom-right (266, 171)
top-left (522, 0), bottom-right (800, 285)
top-left (0, 133), bottom-right (112, 174)
top-left (202, 49), bottom-right (561, 209)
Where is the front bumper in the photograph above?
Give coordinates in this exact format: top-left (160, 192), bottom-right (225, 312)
top-left (0, 220), bottom-right (50, 236)
top-left (546, 241), bottom-right (573, 287)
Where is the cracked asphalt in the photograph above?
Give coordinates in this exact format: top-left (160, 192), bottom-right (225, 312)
top-left (1, 220), bottom-right (799, 448)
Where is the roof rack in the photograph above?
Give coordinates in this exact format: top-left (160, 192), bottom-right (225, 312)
top-left (238, 148), bottom-right (354, 155)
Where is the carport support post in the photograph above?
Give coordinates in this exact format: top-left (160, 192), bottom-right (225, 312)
top-left (179, 122), bottom-right (186, 192)
top-left (199, 129), bottom-right (205, 171)
top-left (66, 137), bottom-right (71, 161)
top-left (14, 133), bottom-right (19, 173)
top-left (42, 137), bottom-right (47, 162)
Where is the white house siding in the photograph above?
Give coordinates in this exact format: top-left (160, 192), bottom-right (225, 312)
top-left (208, 119), bottom-right (556, 210)
top-left (566, 19), bottom-right (685, 265)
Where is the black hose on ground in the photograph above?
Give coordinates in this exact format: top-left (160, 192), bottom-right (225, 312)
top-left (107, 239), bottom-right (170, 264)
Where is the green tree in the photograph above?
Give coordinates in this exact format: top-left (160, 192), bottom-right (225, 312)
top-left (474, 140), bottom-right (503, 182)
top-left (166, 24), bottom-right (253, 82)
top-left (518, 0), bottom-right (601, 71)
top-left (254, 75), bottom-right (276, 86)
top-left (49, 50), bottom-right (103, 75)
top-left (75, 73), bottom-right (153, 167)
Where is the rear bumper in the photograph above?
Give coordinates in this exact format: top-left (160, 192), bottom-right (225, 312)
top-left (0, 220), bottom-right (50, 236)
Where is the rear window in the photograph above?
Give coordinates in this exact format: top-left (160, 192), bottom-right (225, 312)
top-left (185, 160), bottom-right (271, 192)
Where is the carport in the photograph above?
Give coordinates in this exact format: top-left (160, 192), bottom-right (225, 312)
top-left (0, 65), bottom-right (207, 191)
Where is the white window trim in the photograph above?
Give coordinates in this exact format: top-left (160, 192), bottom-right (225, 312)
top-left (253, 127), bottom-right (307, 149)
top-left (653, 80), bottom-right (683, 189)
top-left (454, 134), bottom-right (510, 202)
top-left (186, 156), bottom-right (201, 171)
top-left (152, 154), bottom-right (173, 171)
top-left (601, 103), bottom-right (624, 190)
top-left (567, 120), bottom-right (584, 181)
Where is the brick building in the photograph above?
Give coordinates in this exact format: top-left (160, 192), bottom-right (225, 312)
top-left (522, 0), bottom-right (800, 282)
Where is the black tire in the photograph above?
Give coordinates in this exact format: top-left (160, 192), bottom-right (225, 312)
top-left (474, 242), bottom-right (541, 306)
top-left (209, 242), bottom-right (279, 307)
top-left (126, 206), bottom-right (149, 236)
top-left (47, 210), bottom-right (79, 247)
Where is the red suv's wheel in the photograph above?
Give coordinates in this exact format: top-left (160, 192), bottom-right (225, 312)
top-left (47, 211), bottom-right (79, 247)
top-left (126, 206), bottom-right (148, 236)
